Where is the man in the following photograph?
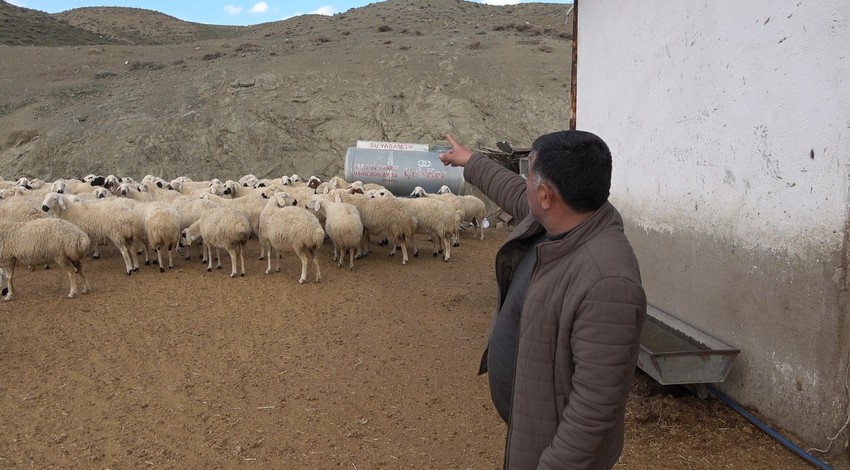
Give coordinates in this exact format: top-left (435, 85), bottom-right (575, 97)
top-left (439, 130), bottom-right (647, 470)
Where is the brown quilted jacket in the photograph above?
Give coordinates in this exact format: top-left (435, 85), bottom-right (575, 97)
top-left (464, 153), bottom-right (647, 470)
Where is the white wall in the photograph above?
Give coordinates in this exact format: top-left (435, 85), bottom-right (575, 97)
top-left (577, 0), bottom-right (850, 452)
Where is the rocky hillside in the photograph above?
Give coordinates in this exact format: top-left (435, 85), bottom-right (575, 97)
top-left (0, 0), bottom-right (119, 46)
top-left (0, 0), bottom-right (573, 182)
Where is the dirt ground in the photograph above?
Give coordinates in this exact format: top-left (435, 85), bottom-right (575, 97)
top-left (0, 226), bottom-right (820, 469)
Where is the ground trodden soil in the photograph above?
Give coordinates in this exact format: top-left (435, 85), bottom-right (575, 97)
top-left (0, 227), bottom-right (816, 468)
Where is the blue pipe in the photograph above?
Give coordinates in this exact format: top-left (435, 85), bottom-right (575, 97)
top-left (707, 384), bottom-right (835, 470)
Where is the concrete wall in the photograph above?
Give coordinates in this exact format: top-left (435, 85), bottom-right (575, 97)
top-left (577, 0), bottom-right (850, 451)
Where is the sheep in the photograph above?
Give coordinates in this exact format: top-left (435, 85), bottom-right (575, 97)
top-left (410, 186), bottom-right (486, 244)
top-left (0, 193), bottom-right (49, 222)
top-left (53, 178), bottom-right (96, 195)
top-left (373, 189), bottom-right (461, 261)
top-left (199, 191), bottom-right (274, 259)
top-left (170, 178), bottom-right (227, 197)
top-left (306, 193), bottom-right (363, 270)
top-left (223, 179), bottom-right (263, 198)
top-left (0, 218), bottom-right (92, 300)
top-left (135, 181), bottom-right (183, 203)
top-left (0, 186), bottom-right (29, 199)
top-left (238, 174), bottom-right (259, 187)
top-left (143, 204), bottom-right (182, 272)
top-left (140, 175), bottom-right (170, 189)
top-left (41, 192), bottom-right (139, 275)
top-left (436, 185), bottom-right (487, 240)
top-left (259, 192), bottom-right (325, 283)
top-left (180, 206), bottom-right (251, 277)
top-left (119, 199), bottom-right (182, 272)
top-left (168, 195), bottom-right (221, 261)
top-left (333, 190), bottom-right (416, 265)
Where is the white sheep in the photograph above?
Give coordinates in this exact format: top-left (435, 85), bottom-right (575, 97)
top-left (41, 192), bottom-right (139, 275)
top-left (333, 190), bottom-right (416, 265)
top-left (0, 218), bottom-right (92, 300)
top-left (0, 192), bottom-right (50, 222)
top-left (199, 191), bottom-right (274, 259)
top-left (436, 185), bottom-right (487, 240)
top-left (410, 186), bottom-right (486, 244)
top-left (259, 192), bottom-right (325, 283)
top-left (168, 195), bottom-right (221, 261)
top-left (120, 199), bottom-right (182, 272)
top-left (180, 206), bottom-right (251, 277)
top-left (306, 194), bottom-right (363, 270)
top-left (373, 189), bottom-right (461, 261)
top-left (170, 178), bottom-right (227, 197)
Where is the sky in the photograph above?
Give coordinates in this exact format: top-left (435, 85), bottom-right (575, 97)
top-left (7, 0), bottom-right (573, 26)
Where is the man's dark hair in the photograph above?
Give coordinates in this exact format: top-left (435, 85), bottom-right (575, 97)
top-left (530, 130), bottom-right (612, 212)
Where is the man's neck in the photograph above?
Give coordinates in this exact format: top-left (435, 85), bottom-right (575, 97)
top-left (541, 208), bottom-right (595, 235)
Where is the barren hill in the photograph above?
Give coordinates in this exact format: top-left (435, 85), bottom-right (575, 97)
top-left (56, 7), bottom-right (243, 45)
top-left (0, 0), bottom-right (119, 46)
top-left (0, 0), bottom-right (573, 182)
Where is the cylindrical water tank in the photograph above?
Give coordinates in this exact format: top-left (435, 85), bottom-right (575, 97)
top-left (343, 147), bottom-right (466, 196)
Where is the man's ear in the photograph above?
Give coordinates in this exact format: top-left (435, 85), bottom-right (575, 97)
top-left (539, 182), bottom-right (555, 211)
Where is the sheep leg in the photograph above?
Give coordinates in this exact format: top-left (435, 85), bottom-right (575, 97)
top-left (64, 263), bottom-right (80, 299)
top-left (116, 242), bottom-right (134, 275)
top-left (156, 248), bottom-right (165, 273)
top-left (2, 261), bottom-right (16, 300)
top-left (411, 234), bottom-right (420, 257)
top-left (139, 242), bottom-right (150, 265)
top-left (71, 259), bottom-right (92, 294)
top-left (226, 247), bottom-right (239, 278)
top-left (239, 244), bottom-right (246, 277)
top-left (265, 246), bottom-right (273, 274)
top-left (92, 243), bottom-right (101, 259)
top-left (167, 246), bottom-right (175, 269)
top-left (348, 250), bottom-right (355, 271)
top-left (205, 245), bottom-right (214, 272)
top-left (215, 248), bottom-right (222, 269)
top-left (443, 234), bottom-right (451, 262)
top-left (296, 249), bottom-right (309, 284)
top-left (400, 238), bottom-right (409, 265)
top-left (274, 248), bottom-right (282, 273)
top-left (311, 249), bottom-right (322, 283)
top-left (129, 244), bottom-right (140, 272)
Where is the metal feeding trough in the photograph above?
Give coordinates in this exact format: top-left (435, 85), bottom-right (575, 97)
top-left (637, 305), bottom-right (740, 398)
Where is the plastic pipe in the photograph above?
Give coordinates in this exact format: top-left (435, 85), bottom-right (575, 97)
top-left (706, 384), bottom-right (835, 470)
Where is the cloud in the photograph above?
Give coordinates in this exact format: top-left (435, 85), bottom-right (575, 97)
top-left (224, 4), bottom-right (242, 15)
top-left (312, 6), bottom-right (334, 16)
top-left (281, 6), bottom-right (334, 21)
top-left (249, 2), bottom-right (269, 14)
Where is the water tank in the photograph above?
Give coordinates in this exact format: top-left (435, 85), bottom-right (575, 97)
top-left (343, 147), bottom-right (466, 196)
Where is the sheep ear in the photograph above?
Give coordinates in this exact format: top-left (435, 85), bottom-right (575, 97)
top-left (57, 195), bottom-right (66, 210)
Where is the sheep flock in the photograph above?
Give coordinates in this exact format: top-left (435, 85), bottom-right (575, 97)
top-left (0, 173), bottom-right (489, 300)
